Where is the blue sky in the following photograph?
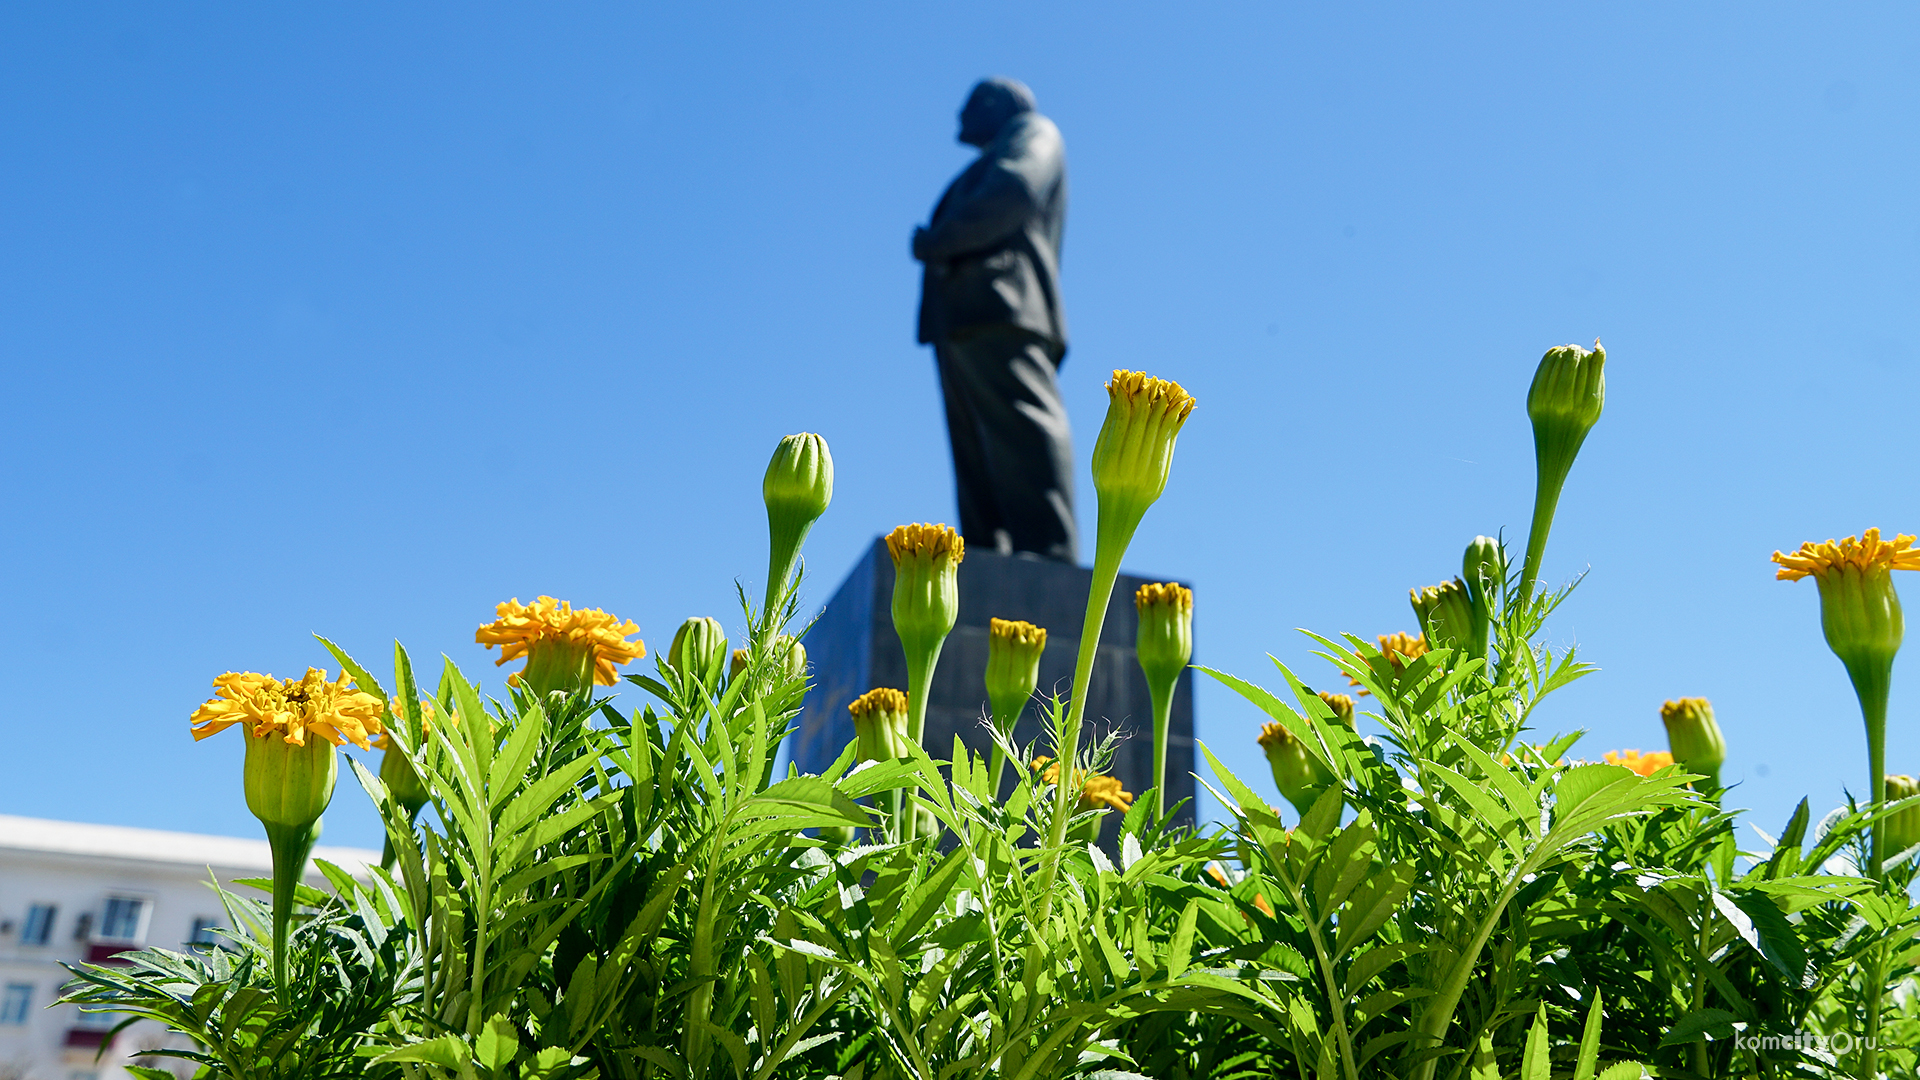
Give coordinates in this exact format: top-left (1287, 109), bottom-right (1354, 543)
top-left (2, 4), bottom-right (1916, 851)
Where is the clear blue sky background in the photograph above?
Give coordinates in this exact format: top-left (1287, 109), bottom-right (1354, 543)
top-left (3, 4), bottom-right (1915, 851)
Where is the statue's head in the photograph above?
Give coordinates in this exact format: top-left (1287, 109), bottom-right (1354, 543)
top-left (958, 77), bottom-right (1037, 148)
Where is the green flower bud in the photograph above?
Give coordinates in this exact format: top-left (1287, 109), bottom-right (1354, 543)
top-left (378, 746), bottom-right (429, 816)
top-left (1519, 342), bottom-right (1605, 598)
top-left (775, 635), bottom-right (808, 681)
top-left (1886, 774), bottom-right (1920, 858)
top-left (888, 523), bottom-right (964, 753)
top-left (1090, 371), bottom-right (1197, 541)
top-left (1457, 536), bottom-right (1503, 665)
top-left (1258, 721), bottom-right (1334, 818)
top-left (1527, 342), bottom-right (1606, 451)
top-left (1135, 583), bottom-right (1193, 691)
top-left (1409, 578), bottom-right (1477, 657)
top-left (848, 688), bottom-right (910, 762)
top-left (1316, 691), bottom-right (1356, 728)
top-left (669, 617), bottom-right (729, 685)
top-left (763, 433), bottom-right (834, 617)
top-left (986, 618), bottom-right (1047, 727)
top-left (244, 729), bottom-right (338, 830)
top-left (730, 636), bottom-right (806, 684)
top-left (1659, 697), bottom-right (1725, 790)
top-left (1135, 584), bottom-right (1192, 816)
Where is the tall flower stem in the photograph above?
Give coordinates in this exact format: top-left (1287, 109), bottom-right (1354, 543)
top-left (1846, 658), bottom-right (1891, 1080)
top-left (262, 820), bottom-right (319, 1000)
top-left (1148, 680), bottom-right (1174, 818)
top-left (1517, 459), bottom-right (1569, 603)
top-left (1036, 510), bottom-right (1135, 920)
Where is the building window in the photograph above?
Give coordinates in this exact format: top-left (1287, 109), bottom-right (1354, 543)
top-left (20, 904), bottom-right (56, 945)
top-left (98, 897), bottom-right (148, 944)
top-left (73, 1006), bottom-right (117, 1030)
top-left (188, 917), bottom-right (222, 950)
top-left (1, 983), bottom-right (30, 1025)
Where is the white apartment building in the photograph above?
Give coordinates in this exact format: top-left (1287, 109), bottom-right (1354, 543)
top-left (0, 815), bottom-right (380, 1080)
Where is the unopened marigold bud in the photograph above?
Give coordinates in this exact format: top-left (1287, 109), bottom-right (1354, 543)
top-left (1519, 342), bottom-right (1606, 598)
top-left (1463, 535), bottom-right (1504, 608)
top-left (986, 618), bottom-right (1047, 726)
top-left (1135, 583), bottom-right (1193, 691)
top-left (669, 617), bottom-right (729, 684)
top-left (763, 432), bottom-right (834, 616)
top-left (1316, 691), bottom-right (1356, 728)
top-left (1660, 697), bottom-right (1725, 789)
top-left (379, 745), bottom-right (428, 816)
top-left (1136, 582), bottom-right (1193, 816)
top-left (730, 648), bottom-right (750, 681)
top-left (1886, 774), bottom-right (1920, 857)
top-left (1258, 722), bottom-right (1335, 817)
top-left (1091, 371), bottom-right (1197, 533)
top-left (889, 523), bottom-right (964, 750)
top-left (775, 635), bottom-right (808, 680)
top-left (1410, 578), bottom-right (1477, 656)
top-left (1527, 341), bottom-right (1606, 471)
top-left (849, 688), bottom-right (910, 762)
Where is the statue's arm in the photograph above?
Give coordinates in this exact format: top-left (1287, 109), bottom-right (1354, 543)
top-left (914, 120), bottom-right (1062, 263)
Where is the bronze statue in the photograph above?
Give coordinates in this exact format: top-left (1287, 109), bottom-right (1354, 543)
top-left (913, 78), bottom-right (1077, 563)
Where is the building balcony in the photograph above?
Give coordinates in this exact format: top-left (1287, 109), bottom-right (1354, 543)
top-left (84, 942), bottom-right (136, 965)
top-left (64, 1027), bottom-right (114, 1049)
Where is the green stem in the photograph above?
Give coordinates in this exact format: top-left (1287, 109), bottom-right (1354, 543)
top-left (1280, 865), bottom-right (1360, 1080)
top-left (262, 819), bottom-right (319, 1002)
top-left (1690, 891), bottom-right (1712, 1077)
top-left (684, 863), bottom-right (721, 1073)
top-left (1148, 681), bottom-right (1174, 819)
top-left (901, 644), bottom-right (945, 844)
top-left (1035, 510), bottom-right (1137, 923)
top-left (763, 519), bottom-right (807, 623)
top-left (1847, 658), bottom-right (1891, 1079)
top-left (1517, 461), bottom-right (1570, 603)
top-left (1408, 869), bottom-right (1527, 1080)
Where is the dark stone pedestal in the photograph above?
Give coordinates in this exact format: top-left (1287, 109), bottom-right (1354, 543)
top-left (793, 538), bottom-right (1195, 827)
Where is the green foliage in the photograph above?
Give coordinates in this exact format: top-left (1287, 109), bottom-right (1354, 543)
top-left (58, 375), bottom-right (1920, 1079)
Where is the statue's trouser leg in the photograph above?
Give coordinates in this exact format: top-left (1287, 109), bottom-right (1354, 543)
top-left (934, 327), bottom-right (1078, 563)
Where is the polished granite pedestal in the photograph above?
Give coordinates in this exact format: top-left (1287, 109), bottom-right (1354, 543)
top-left (792, 537), bottom-right (1195, 827)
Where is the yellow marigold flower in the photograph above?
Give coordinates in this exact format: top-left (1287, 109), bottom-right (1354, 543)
top-left (1030, 757), bottom-right (1134, 814)
top-left (475, 596), bottom-right (646, 693)
top-left (1603, 748), bottom-right (1674, 777)
top-left (190, 669), bottom-right (386, 750)
top-left (1346, 632), bottom-right (1430, 693)
top-left (1772, 529), bottom-right (1920, 582)
top-left (887, 521), bottom-right (965, 564)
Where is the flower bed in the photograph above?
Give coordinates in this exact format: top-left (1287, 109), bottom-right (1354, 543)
top-left (61, 353), bottom-right (1920, 1079)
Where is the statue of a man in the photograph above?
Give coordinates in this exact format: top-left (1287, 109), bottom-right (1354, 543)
top-left (913, 77), bottom-right (1076, 563)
